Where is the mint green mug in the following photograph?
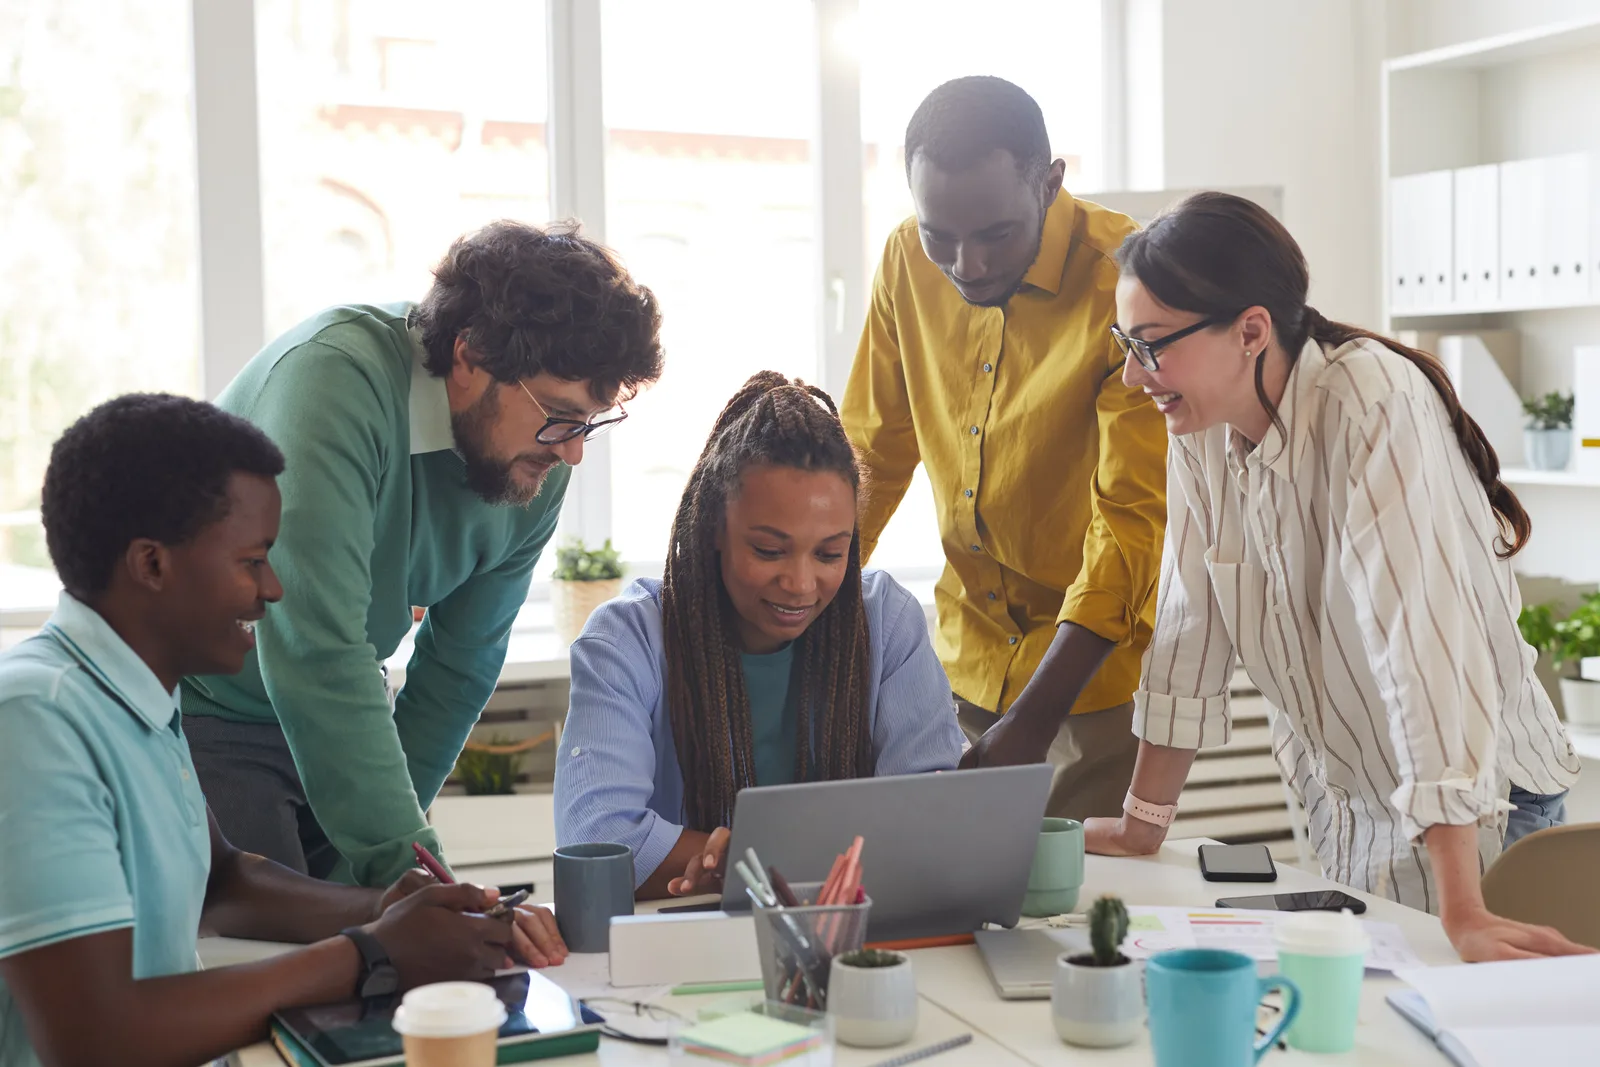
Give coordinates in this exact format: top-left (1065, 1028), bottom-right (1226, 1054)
top-left (1022, 817), bottom-right (1084, 917)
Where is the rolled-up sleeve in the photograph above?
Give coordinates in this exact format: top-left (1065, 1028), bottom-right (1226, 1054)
top-left (1058, 330), bottom-right (1169, 646)
top-left (1133, 443), bottom-right (1235, 750)
top-left (554, 616), bottom-right (682, 889)
top-left (1337, 397), bottom-right (1504, 842)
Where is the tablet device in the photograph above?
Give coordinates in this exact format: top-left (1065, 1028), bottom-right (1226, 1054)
top-left (272, 971), bottom-right (602, 1066)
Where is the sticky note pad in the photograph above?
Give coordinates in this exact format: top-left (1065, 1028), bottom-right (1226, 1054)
top-left (677, 1012), bottom-right (822, 1066)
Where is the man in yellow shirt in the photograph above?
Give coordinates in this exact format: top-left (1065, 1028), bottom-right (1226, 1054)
top-left (841, 76), bottom-right (1168, 819)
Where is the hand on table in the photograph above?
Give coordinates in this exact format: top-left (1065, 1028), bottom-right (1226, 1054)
top-left (1084, 814), bottom-right (1166, 857)
top-left (1445, 908), bottom-right (1598, 962)
top-left (506, 904), bottom-right (567, 968)
top-left (668, 826), bottom-right (729, 897)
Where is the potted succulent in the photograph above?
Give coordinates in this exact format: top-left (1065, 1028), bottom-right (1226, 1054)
top-left (1520, 594), bottom-right (1600, 730)
top-left (827, 949), bottom-right (917, 1048)
top-left (551, 538), bottom-right (623, 644)
top-left (1051, 895), bottom-right (1144, 1048)
top-left (1521, 390), bottom-right (1574, 471)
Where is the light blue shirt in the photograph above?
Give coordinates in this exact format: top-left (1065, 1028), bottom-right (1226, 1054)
top-left (555, 570), bottom-right (963, 886)
top-left (0, 594), bottom-right (211, 1067)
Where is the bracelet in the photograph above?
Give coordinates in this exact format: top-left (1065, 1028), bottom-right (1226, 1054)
top-left (1123, 790), bottom-right (1178, 828)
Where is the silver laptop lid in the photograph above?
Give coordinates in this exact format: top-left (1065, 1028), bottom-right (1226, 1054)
top-left (720, 764), bottom-right (1052, 941)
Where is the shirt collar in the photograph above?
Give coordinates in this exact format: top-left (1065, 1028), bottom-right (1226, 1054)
top-left (43, 592), bottom-right (179, 732)
top-left (1018, 192), bottom-right (1078, 298)
top-left (408, 320), bottom-right (454, 456)
top-left (1234, 336), bottom-right (1325, 481)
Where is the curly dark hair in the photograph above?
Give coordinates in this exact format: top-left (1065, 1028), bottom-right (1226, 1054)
top-left (662, 372), bottom-right (873, 832)
top-left (411, 219), bottom-right (665, 403)
top-left (904, 75), bottom-right (1052, 183)
top-left (42, 393), bottom-right (286, 599)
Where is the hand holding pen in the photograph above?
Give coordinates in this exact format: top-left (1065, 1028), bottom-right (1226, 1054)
top-left (409, 841), bottom-right (569, 969)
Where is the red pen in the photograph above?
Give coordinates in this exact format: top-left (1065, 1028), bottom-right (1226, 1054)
top-left (412, 841), bottom-right (455, 884)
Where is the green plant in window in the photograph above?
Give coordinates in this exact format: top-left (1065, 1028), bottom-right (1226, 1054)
top-left (552, 538), bottom-right (623, 582)
top-left (1520, 593), bottom-right (1600, 672)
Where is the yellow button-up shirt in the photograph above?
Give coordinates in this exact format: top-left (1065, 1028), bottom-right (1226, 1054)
top-left (842, 193), bottom-right (1168, 715)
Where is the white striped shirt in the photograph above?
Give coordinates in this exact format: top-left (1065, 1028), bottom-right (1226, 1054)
top-left (1135, 337), bottom-right (1580, 913)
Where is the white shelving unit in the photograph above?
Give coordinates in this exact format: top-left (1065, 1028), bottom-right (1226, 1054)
top-left (1383, 16), bottom-right (1600, 584)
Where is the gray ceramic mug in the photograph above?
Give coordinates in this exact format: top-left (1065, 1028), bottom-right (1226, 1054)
top-left (553, 842), bottom-right (635, 953)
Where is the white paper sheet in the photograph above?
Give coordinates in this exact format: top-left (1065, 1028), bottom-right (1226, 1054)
top-left (1117, 907), bottom-right (1424, 971)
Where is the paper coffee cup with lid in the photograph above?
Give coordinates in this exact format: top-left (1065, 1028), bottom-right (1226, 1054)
top-left (391, 981), bottom-right (507, 1067)
top-left (1273, 910), bottom-right (1369, 1054)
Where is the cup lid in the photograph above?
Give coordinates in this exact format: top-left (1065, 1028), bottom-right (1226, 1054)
top-left (1273, 910), bottom-right (1370, 956)
top-left (391, 982), bottom-right (508, 1038)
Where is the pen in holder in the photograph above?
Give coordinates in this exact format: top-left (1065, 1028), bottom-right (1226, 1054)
top-left (748, 882), bottom-right (872, 1012)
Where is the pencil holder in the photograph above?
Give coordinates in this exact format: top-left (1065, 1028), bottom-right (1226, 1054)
top-left (749, 882), bottom-right (872, 1011)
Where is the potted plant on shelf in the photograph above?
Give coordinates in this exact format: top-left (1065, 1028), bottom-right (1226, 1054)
top-left (1051, 894), bottom-right (1144, 1048)
top-left (827, 949), bottom-right (917, 1048)
top-left (1521, 390), bottom-right (1575, 471)
top-left (427, 731), bottom-right (557, 871)
top-left (551, 538), bottom-right (623, 644)
top-left (1520, 594), bottom-right (1600, 730)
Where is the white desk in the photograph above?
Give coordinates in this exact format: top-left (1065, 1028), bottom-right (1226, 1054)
top-left (224, 839), bottom-right (1457, 1067)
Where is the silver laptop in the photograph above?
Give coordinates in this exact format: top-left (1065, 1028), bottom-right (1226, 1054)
top-left (719, 764), bottom-right (1053, 941)
top-left (974, 927), bottom-right (1090, 999)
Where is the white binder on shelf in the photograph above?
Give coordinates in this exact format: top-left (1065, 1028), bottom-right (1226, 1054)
top-left (1541, 153), bottom-right (1590, 306)
top-left (1453, 164), bottom-right (1500, 309)
top-left (1499, 158), bottom-right (1545, 307)
top-left (1390, 175), bottom-right (1417, 313)
top-left (1435, 334), bottom-right (1525, 469)
top-left (1574, 346), bottom-right (1600, 479)
top-left (1418, 170), bottom-right (1455, 309)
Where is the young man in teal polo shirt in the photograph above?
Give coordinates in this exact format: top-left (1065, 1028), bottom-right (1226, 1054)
top-left (180, 221), bottom-right (665, 886)
top-left (0, 395), bottom-right (565, 1067)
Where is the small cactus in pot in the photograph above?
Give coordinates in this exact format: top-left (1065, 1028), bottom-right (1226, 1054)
top-left (1054, 894), bottom-right (1142, 1048)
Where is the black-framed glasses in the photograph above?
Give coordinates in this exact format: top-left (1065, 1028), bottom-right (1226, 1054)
top-left (518, 380), bottom-right (629, 445)
top-left (579, 997), bottom-right (687, 1045)
top-left (1110, 317), bottom-right (1224, 372)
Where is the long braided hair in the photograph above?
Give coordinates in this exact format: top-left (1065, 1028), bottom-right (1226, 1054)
top-left (662, 371), bottom-right (875, 832)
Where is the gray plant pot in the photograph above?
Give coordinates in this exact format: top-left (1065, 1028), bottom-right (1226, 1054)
top-left (1051, 954), bottom-right (1144, 1048)
top-left (1524, 428), bottom-right (1573, 471)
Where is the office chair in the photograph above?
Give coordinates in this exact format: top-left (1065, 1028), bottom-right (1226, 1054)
top-left (1480, 822), bottom-right (1600, 949)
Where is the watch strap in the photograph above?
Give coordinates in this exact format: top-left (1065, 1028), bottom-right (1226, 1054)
top-left (340, 925), bottom-right (397, 997)
top-left (1123, 790), bottom-right (1177, 828)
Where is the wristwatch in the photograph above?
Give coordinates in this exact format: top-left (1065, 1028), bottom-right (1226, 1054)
top-left (341, 926), bottom-right (399, 998)
top-left (1123, 790), bottom-right (1178, 828)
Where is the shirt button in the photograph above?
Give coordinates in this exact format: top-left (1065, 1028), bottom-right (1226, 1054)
top-left (180, 769), bottom-right (190, 781)
top-left (571, 746), bottom-right (582, 757)
top-left (983, 363), bottom-right (993, 373)
top-left (969, 425), bottom-right (979, 435)
top-left (970, 544), bottom-right (981, 552)
top-left (988, 591), bottom-right (998, 600)
top-left (965, 488), bottom-right (974, 498)
top-left (1008, 636), bottom-right (1019, 645)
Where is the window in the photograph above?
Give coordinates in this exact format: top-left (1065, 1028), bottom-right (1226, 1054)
top-left (856, 0), bottom-right (1104, 577)
top-left (601, 0), bottom-right (820, 564)
top-left (0, 0), bottom-right (200, 612)
top-left (256, 0), bottom-right (550, 338)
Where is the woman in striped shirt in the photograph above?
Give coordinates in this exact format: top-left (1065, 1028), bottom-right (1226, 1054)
top-left (1087, 192), bottom-right (1589, 962)
top-left (555, 373), bottom-right (963, 899)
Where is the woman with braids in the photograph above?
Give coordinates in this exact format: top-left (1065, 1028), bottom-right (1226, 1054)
top-left (1088, 192), bottom-right (1589, 963)
top-left (554, 373), bottom-right (963, 898)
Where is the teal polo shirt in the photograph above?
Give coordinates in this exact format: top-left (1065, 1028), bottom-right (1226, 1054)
top-left (180, 303), bottom-right (568, 886)
top-left (0, 594), bottom-right (210, 1067)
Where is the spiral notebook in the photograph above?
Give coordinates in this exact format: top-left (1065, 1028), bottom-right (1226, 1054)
top-left (1388, 955), bottom-right (1600, 1067)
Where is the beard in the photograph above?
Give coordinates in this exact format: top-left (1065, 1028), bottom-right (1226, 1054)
top-left (951, 212), bottom-right (1048, 308)
top-left (451, 385), bottom-right (557, 507)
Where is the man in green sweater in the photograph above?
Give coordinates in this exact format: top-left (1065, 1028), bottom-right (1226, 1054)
top-left (181, 221), bottom-right (665, 887)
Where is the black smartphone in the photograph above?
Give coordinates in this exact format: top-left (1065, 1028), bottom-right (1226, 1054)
top-left (1197, 843), bottom-right (1278, 882)
top-left (1214, 890), bottom-right (1367, 914)
top-left (656, 900), bottom-right (722, 914)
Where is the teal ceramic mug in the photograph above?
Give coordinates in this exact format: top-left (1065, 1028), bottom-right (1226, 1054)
top-left (1021, 818), bottom-right (1084, 918)
top-left (1146, 949), bottom-right (1299, 1067)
